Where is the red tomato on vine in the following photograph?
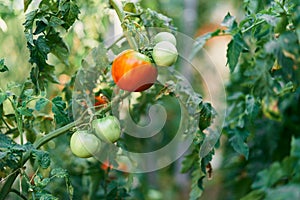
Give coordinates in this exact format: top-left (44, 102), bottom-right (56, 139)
top-left (111, 49), bottom-right (158, 92)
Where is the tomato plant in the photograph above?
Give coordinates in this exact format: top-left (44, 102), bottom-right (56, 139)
top-left (92, 116), bottom-right (121, 143)
top-left (70, 130), bottom-right (101, 158)
top-left (0, 0), bottom-right (299, 200)
top-left (111, 49), bottom-right (158, 92)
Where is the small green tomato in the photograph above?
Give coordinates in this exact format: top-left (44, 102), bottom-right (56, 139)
top-left (92, 116), bottom-right (121, 143)
top-left (152, 41), bottom-right (178, 67)
top-left (70, 131), bottom-right (101, 158)
top-left (153, 32), bottom-right (177, 46)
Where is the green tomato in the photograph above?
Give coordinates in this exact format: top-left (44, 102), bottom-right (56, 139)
top-left (70, 131), bottom-right (101, 158)
top-left (153, 32), bottom-right (177, 46)
top-left (152, 41), bottom-right (178, 67)
top-left (92, 116), bottom-right (121, 143)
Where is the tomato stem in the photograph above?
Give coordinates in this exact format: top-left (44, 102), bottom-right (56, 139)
top-left (109, 0), bottom-right (139, 51)
top-left (7, 97), bottom-right (24, 145)
top-left (109, 0), bottom-right (125, 21)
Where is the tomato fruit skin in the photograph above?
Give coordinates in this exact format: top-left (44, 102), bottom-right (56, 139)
top-left (153, 41), bottom-right (178, 67)
top-left (111, 49), bottom-right (158, 92)
top-left (70, 131), bottom-right (101, 158)
top-left (92, 116), bottom-right (121, 143)
top-left (154, 32), bottom-right (177, 46)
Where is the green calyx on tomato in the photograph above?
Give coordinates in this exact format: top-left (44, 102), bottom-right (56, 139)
top-left (92, 116), bottom-right (121, 143)
top-left (111, 49), bottom-right (158, 92)
top-left (153, 32), bottom-right (177, 46)
top-left (70, 131), bottom-right (101, 158)
top-left (152, 41), bottom-right (178, 67)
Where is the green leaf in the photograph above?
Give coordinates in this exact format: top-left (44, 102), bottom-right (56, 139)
top-left (43, 64), bottom-right (60, 84)
top-left (226, 33), bottom-right (247, 72)
top-left (24, 10), bottom-right (37, 30)
top-left (50, 168), bottom-right (68, 178)
top-left (265, 184), bottom-right (300, 200)
top-left (198, 102), bottom-right (215, 131)
top-left (276, 81), bottom-right (294, 96)
top-left (252, 162), bottom-right (284, 189)
top-left (0, 133), bottom-right (16, 149)
top-left (0, 92), bottom-right (7, 105)
top-left (34, 20), bottom-right (48, 35)
top-left (221, 12), bottom-right (238, 32)
top-left (0, 59), bottom-right (8, 72)
top-left (24, 0), bottom-right (33, 12)
top-left (50, 168), bottom-right (73, 199)
top-left (199, 129), bottom-right (219, 158)
top-left (51, 96), bottom-right (69, 126)
top-left (291, 137), bottom-right (300, 158)
top-left (141, 8), bottom-right (175, 30)
top-left (37, 193), bottom-right (58, 200)
top-left (0, 151), bottom-right (7, 159)
top-left (34, 176), bottom-right (51, 188)
top-left (32, 149), bottom-right (51, 169)
top-left (17, 107), bottom-right (34, 116)
top-left (228, 128), bottom-right (250, 159)
top-left (35, 98), bottom-right (49, 111)
top-left (123, 2), bottom-right (138, 14)
top-left (245, 95), bottom-right (255, 115)
top-left (24, 89), bottom-right (34, 97)
top-left (49, 16), bottom-right (65, 27)
top-left (46, 32), bottom-right (69, 65)
top-left (241, 190), bottom-right (265, 200)
top-left (181, 151), bottom-right (198, 173)
top-left (28, 36), bottom-right (50, 65)
top-left (59, 0), bottom-right (80, 30)
top-left (189, 166), bottom-right (205, 200)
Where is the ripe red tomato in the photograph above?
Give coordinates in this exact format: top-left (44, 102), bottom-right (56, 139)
top-left (111, 50), bottom-right (158, 92)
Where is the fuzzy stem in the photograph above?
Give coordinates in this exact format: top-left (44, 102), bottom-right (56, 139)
top-left (109, 0), bottom-right (139, 51)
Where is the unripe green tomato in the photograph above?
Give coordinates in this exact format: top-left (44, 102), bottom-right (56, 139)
top-left (154, 32), bottom-right (177, 46)
top-left (70, 131), bottom-right (101, 158)
top-left (92, 116), bottom-right (121, 143)
top-left (153, 41), bottom-right (178, 67)
top-left (274, 14), bottom-right (288, 34)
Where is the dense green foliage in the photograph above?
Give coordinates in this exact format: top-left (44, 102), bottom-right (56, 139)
top-left (200, 0), bottom-right (300, 199)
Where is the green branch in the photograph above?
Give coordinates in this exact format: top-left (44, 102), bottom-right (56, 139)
top-left (33, 120), bottom-right (78, 149)
top-left (109, 0), bottom-right (125, 20)
top-left (109, 0), bottom-right (139, 51)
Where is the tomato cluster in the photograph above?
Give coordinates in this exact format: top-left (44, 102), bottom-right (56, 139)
top-left (111, 31), bottom-right (178, 92)
top-left (152, 32), bottom-right (178, 67)
top-left (70, 32), bottom-right (178, 159)
top-left (70, 115), bottom-right (121, 158)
